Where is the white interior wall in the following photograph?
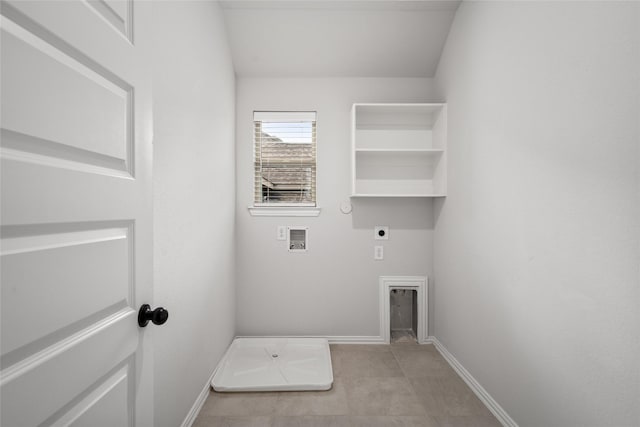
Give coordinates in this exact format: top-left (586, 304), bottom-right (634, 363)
top-left (152, 2), bottom-right (236, 426)
top-left (235, 78), bottom-right (439, 338)
top-left (434, 2), bottom-right (640, 426)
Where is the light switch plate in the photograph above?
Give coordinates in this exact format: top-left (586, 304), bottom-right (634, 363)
top-left (374, 245), bottom-right (384, 260)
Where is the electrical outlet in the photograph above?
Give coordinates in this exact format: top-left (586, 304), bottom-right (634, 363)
top-left (277, 226), bottom-right (286, 240)
top-left (374, 245), bottom-right (384, 260)
top-left (374, 226), bottom-right (389, 240)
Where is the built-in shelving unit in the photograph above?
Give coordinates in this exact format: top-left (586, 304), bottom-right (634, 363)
top-left (351, 103), bottom-right (447, 198)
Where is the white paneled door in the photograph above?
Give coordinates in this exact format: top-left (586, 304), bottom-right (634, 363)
top-left (1, 1), bottom-right (154, 426)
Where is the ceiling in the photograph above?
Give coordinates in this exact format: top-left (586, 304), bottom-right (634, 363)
top-left (220, 0), bottom-right (461, 78)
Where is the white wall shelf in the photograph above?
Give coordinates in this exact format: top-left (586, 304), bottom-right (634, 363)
top-left (351, 103), bottom-right (447, 198)
top-left (351, 193), bottom-right (446, 198)
top-left (354, 148), bottom-right (444, 154)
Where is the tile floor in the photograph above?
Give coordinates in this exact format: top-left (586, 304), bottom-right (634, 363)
top-left (194, 344), bottom-right (501, 427)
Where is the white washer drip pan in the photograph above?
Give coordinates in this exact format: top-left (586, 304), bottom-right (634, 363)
top-left (211, 337), bottom-right (333, 392)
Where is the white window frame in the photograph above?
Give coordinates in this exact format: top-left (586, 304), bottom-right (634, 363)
top-left (249, 111), bottom-right (321, 217)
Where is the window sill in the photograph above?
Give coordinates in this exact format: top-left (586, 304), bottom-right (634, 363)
top-left (248, 206), bottom-right (321, 217)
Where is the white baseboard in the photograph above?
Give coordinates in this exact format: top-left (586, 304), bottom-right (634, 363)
top-left (327, 335), bottom-right (385, 344)
top-left (430, 336), bottom-right (518, 427)
top-left (420, 336), bottom-right (435, 345)
top-left (235, 335), bottom-right (386, 345)
top-left (180, 369), bottom-right (215, 427)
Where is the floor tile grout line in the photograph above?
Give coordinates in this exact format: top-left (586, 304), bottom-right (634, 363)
top-left (388, 343), bottom-right (437, 424)
top-left (390, 343), bottom-right (493, 423)
top-left (389, 344), bottom-right (433, 424)
top-left (335, 344), bottom-right (428, 419)
top-left (389, 343), bottom-right (412, 379)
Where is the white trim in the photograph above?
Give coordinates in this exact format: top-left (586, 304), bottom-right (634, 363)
top-left (1, 308), bottom-right (133, 385)
top-left (351, 194), bottom-right (446, 198)
top-left (350, 104), bottom-right (356, 195)
top-left (354, 148), bottom-right (445, 153)
top-left (327, 336), bottom-right (385, 344)
top-left (220, 1), bottom-right (460, 11)
top-left (253, 111), bottom-right (316, 122)
top-left (248, 206), bottom-right (321, 217)
top-left (180, 369), bottom-right (216, 427)
top-left (421, 336), bottom-right (435, 344)
top-left (379, 276), bottom-right (428, 344)
top-left (352, 102), bottom-right (446, 108)
top-left (287, 226), bottom-right (308, 252)
top-left (431, 337), bottom-right (519, 427)
top-left (235, 335), bottom-right (385, 345)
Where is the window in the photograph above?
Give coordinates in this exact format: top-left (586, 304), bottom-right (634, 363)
top-left (254, 111), bottom-right (317, 206)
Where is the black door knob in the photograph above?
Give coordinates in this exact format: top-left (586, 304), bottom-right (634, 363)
top-left (138, 304), bottom-right (169, 327)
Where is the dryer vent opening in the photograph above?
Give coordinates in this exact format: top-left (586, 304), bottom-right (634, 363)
top-left (390, 289), bottom-right (418, 344)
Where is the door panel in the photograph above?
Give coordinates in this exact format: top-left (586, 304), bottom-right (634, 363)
top-left (52, 365), bottom-right (131, 427)
top-left (1, 17), bottom-right (130, 162)
top-left (85, 0), bottom-right (132, 43)
top-left (0, 0), bottom-right (153, 425)
top-left (1, 312), bottom-right (136, 427)
top-left (1, 222), bottom-right (132, 358)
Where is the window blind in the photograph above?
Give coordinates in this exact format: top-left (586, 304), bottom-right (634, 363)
top-left (254, 111), bottom-right (317, 206)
